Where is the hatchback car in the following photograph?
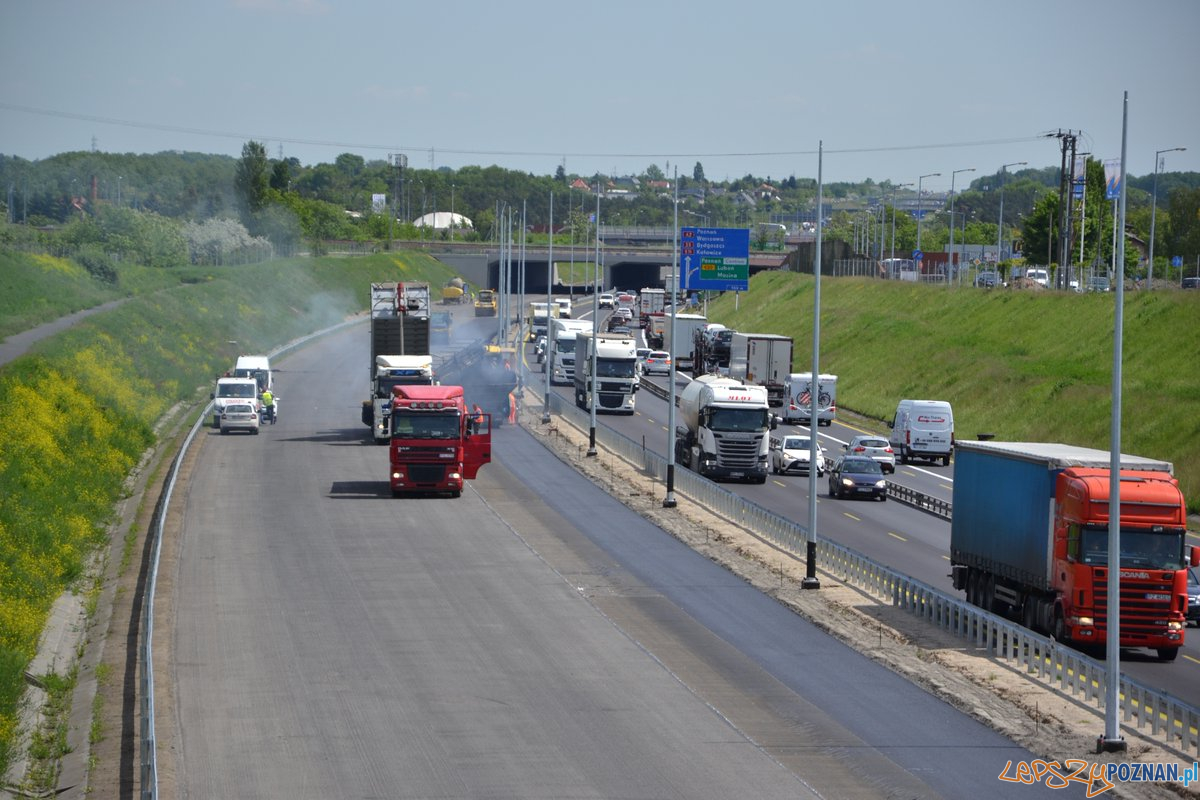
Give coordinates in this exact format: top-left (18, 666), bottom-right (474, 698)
top-left (220, 402), bottom-right (261, 435)
top-left (642, 351), bottom-right (672, 376)
top-left (827, 456), bottom-right (887, 501)
top-left (844, 435), bottom-right (895, 473)
top-left (770, 435), bottom-right (825, 476)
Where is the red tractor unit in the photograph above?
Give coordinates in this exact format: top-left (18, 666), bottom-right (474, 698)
top-left (388, 384), bottom-right (491, 498)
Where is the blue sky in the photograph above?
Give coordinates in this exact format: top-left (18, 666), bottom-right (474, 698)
top-left (2, 0), bottom-right (1197, 190)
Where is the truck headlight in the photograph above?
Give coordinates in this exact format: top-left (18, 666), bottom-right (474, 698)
top-left (1070, 616), bottom-right (1094, 627)
top-left (392, 471), bottom-right (404, 480)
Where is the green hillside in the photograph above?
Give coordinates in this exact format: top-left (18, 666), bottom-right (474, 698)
top-left (707, 271), bottom-right (1199, 510)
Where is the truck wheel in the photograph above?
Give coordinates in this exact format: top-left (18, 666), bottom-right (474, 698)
top-left (1157, 647), bottom-right (1180, 662)
top-left (941, 454), bottom-right (951, 466)
top-left (1052, 609), bottom-right (1066, 643)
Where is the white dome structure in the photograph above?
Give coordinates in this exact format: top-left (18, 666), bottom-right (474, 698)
top-left (412, 211), bottom-right (473, 231)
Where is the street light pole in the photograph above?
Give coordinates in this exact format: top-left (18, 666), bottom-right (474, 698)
top-left (997, 161), bottom-right (1027, 264)
top-left (1149, 147), bottom-right (1186, 289)
top-left (916, 172), bottom-right (940, 254)
top-left (947, 168), bottom-right (975, 284)
top-left (890, 182), bottom-right (912, 265)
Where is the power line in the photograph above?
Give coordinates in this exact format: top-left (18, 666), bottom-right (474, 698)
top-left (1, 102), bottom-right (1046, 162)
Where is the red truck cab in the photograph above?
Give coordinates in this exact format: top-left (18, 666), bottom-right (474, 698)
top-left (1053, 467), bottom-right (1193, 660)
top-left (389, 384), bottom-right (491, 498)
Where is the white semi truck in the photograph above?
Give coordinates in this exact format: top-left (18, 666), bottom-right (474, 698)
top-left (547, 318), bottom-right (594, 385)
top-left (574, 331), bottom-right (639, 414)
top-left (782, 372), bottom-right (838, 426)
top-left (674, 375), bottom-right (775, 483)
top-left (364, 355), bottom-right (436, 442)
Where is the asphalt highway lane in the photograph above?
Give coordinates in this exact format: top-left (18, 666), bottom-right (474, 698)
top-left (165, 320), bottom-right (1088, 799)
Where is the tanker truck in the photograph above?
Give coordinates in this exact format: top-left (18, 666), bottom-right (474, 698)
top-left (950, 441), bottom-right (1193, 661)
top-left (674, 375), bottom-right (775, 483)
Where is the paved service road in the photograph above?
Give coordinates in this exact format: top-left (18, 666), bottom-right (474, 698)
top-left (165, 321), bottom-right (1086, 799)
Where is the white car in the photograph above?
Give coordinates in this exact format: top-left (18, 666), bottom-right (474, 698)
top-left (770, 435), bottom-right (825, 476)
top-left (219, 402), bottom-right (261, 435)
top-left (598, 293), bottom-right (615, 309)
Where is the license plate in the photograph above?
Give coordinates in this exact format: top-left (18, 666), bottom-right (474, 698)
top-left (855, 487), bottom-right (873, 493)
top-left (730, 472), bottom-right (744, 478)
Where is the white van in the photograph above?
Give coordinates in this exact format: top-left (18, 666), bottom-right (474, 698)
top-left (234, 355), bottom-right (273, 394)
top-left (888, 399), bottom-right (954, 466)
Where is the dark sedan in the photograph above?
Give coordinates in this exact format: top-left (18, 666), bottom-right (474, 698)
top-left (827, 456), bottom-right (887, 501)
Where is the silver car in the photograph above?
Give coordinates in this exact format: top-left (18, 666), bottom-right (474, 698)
top-left (219, 402), bottom-right (261, 435)
top-left (844, 435), bottom-right (895, 473)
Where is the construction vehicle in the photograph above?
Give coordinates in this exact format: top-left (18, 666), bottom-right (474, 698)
top-left (474, 289), bottom-right (498, 317)
top-left (388, 384), bottom-right (491, 498)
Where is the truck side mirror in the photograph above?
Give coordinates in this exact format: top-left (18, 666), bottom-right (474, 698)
top-left (886, 420), bottom-right (894, 429)
top-left (769, 415), bottom-right (779, 430)
top-left (1191, 546), bottom-right (1200, 567)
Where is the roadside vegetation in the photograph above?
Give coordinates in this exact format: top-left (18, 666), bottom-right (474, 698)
top-left (0, 248), bottom-right (458, 779)
top-left (709, 270), bottom-right (1199, 512)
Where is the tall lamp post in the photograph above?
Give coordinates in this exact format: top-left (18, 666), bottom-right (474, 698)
top-left (996, 161), bottom-right (1027, 264)
top-left (947, 168), bottom-right (975, 283)
top-left (915, 172), bottom-right (940, 253)
top-left (890, 182), bottom-right (913, 264)
top-left (1148, 146), bottom-right (1186, 289)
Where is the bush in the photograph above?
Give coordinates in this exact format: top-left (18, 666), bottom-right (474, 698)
top-left (73, 245), bottom-right (118, 284)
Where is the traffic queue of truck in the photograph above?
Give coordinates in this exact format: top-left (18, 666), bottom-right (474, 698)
top-left (342, 276), bottom-right (1196, 661)
top-left (571, 283), bottom-right (1195, 662)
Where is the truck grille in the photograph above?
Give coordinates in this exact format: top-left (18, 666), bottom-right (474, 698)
top-left (409, 464), bottom-right (447, 484)
top-left (713, 433), bottom-right (763, 469)
top-left (1091, 571), bottom-right (1176, 641)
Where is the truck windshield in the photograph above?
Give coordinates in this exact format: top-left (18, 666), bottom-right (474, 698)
top-left (379, 376), bottom-right (431, 396)
top-left (555, 339), bottom-right (576, 354)
top-left (391, 412), bottom-right (461, 439)
top-left (596, 359), bottom-right (637, 379)
top-left (1077, 527), bottom-right (1185, 570)
top-left (708, 407), bottom-right (769, 432)
top-left (218, 384), bottom-right (256, 398)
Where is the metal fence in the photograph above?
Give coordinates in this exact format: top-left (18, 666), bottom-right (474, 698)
top-left (544, 389), bottom-right (1200, 758)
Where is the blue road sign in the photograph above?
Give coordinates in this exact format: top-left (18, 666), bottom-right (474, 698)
top-left (1172, 256), bottom-right (1183, 267)
top-left (680, 227), bottom-right (750, 292)
top-left (913, 249), bottom-right (924, 261)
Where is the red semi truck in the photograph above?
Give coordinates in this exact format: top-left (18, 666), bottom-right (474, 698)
top-left (950, 441), bottom-right (1193, 661)
top-left (388, 384), bottom-right (491, 498)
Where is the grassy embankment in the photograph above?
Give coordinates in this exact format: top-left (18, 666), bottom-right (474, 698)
top-left (705, 270), bottom-right (1199, 510)
top-left (0, 250), bottom-right (460, 779)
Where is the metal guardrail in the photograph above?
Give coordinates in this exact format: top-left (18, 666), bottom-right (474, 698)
top-left (544, 390), bottom-right (1200, 758)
